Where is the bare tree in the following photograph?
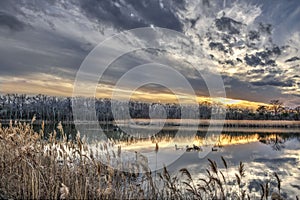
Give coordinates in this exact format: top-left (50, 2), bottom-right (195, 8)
top-left (269, 100), bottom-right (283, 116)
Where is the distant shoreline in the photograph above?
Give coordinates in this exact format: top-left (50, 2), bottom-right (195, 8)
top-left (1, 119), bottom-right (300, 128)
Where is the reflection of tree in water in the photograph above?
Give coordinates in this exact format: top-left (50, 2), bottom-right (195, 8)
top-left (259, 133), bottom-right (286, 151)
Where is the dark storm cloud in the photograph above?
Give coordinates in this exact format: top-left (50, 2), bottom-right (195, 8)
top-left (0, 11), bottom-right (25, 31)
top-left (79, 0), bottom-right (183, 31)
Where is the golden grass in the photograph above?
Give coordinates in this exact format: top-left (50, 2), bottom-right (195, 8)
top-left (0, 121), bottom-right (158, 199)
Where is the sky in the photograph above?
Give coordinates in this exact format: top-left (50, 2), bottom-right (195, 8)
top-left (0, 0), bottom-right (299, 107)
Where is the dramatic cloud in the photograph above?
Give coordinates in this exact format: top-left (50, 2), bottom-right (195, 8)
top-left (0, 0), bottom-right (299, 106)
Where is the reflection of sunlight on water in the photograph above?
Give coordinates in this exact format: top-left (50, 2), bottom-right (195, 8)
top-left (116, 133), bottom-right (282, 151)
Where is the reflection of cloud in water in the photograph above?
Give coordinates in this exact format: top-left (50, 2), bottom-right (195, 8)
top-left (245, 142), bottom-right (300, 199)
top-left (111, 132), bottom-right (299, 197)
top-left (155, 137), bottom-right (299, 198)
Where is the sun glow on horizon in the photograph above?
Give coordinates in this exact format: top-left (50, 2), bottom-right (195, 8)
top-left (1, 74), bottom-right (268, 110)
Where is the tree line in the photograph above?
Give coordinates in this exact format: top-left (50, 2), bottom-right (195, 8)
top-left (0, 94), bottom-right (299, 122)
